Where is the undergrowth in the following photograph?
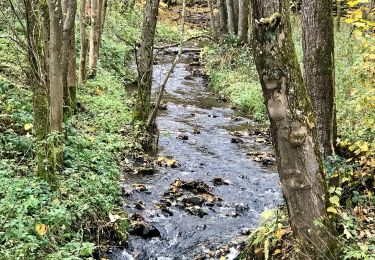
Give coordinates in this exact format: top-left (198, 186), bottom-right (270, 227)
top-left (202, 38), bottom-right (267, 122)
top-left (0, 67), bottom-right (132, 259)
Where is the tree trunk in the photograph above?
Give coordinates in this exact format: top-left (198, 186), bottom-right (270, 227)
top-left (133, 0), bottom-right (160, 122)
top-left (237, 0), bottom-right (249, 42)
top-left (25, 0), bottom-right (57, 183)
top-left (48, 0), bottom-right (64, 133)
top-left (217, 0), bottom-right (228, 35)
top-left (233, 0), bottom-right (239, 32)
top-left (88, 0), bottom-right (99, 77)
top-left (302, 0), bottom-right (335, 158)
top-left (79, 0), bottom-right (90, 84)
top-left (208, 0), bottom-right (218, 42)
top-left (98, 0), bottom-right (107, 42)
top-left (250, 0), bottom-right (337, 258)
top-left (226, 0), bottom-right (236, 34)
top-left (48, 0), bottom-right (64, 168)
top-left (62, 0), bottom-right (77, 114)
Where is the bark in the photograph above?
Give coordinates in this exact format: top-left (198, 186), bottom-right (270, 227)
top-left (226, 0), bottom-right (236, 34)
top-left (25, 0), bottom-right (56, 183)
top-left (133, 0), bottom-right (160, 122)
top-left (250, 0), bottom-right (337, 258)
top-left (217, 0), bottom-right (228, 35)
top-left (302, 0), bottom-right (335, 158)
top-left (48, 0), bottom-right (64, 167)
top-left (237, 0), bottom-right (249, 42)
top-left (88, 0), bottom-right (99, 77)
top-left (79, 0), bottom-right (90, 84)
top-left (98, 0), bottom-right (107, 41)
top-left (62, 0), bottom-right (77, 114)
top-left (233, 0), bottom-right (239, 30)
top-left (208, 0), bottom-right (218, 42)
top-left (48, 0), bottom-right (64, 133)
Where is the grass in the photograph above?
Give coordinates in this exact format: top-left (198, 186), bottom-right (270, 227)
top-left (202, 41), bottom-right (267, 122)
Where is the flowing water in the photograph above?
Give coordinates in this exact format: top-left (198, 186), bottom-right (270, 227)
top-left (110, 49), bottom-right (282, 260)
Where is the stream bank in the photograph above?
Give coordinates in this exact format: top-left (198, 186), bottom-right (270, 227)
top-left (110, 48), bottom-right (282, 259)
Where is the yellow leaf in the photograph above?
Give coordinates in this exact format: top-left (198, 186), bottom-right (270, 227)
top-left (274, 228), bottom-right (284, 240)
top-left (95, 88), bottom-right (104, 96)
top-left (329, 196), bottom-right (340, 207)
top-left (24, 123), bottom-right (33, 131)
top-left (273, 249), bottom-right (282, 255)
top-left (36, 224), bottom-right (47, 236)
top-left (220, 256), bottom-right (225, 260)
top-left (261, 209), bottom-right (274, 220)
top-left (327, 207), bottom-right (338, 214)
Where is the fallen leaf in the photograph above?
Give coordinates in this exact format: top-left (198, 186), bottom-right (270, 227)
top-left (36, 224), bottom-right (47, 236)
top-left (329, 196), bottom-right (340, 207)
top-left (109, 213), bottom-right (121, 223)
top-left (24, 123), bottom-right (33, 131)
top-left (327, 207), bottom-right (338, 214)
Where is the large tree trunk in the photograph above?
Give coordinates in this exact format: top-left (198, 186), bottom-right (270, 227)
top-left (88, 0), bottom-right (99, 77)
top-left (208, 0), bottom-right (218, 42)
top-left (226, 0), bottom-right (236, 34)
top-left (217, 0), bottom-right (228, 36)
top-left (302, 0), bottom-right (335, 158)
top-left (62, 0), bottom-right (77, 114)
top-left (79, 0), bottom-right (90, 84)
top-left (237, 0), bottom-right (248, 42)
top-left (48, 0), bottom-right (64, 133)
top-left (133, 0), bottom-right (160, 122)
top-left (25, 0), bottom-right (57, 183)
top-left (250, 0), bottom-right (337, 258)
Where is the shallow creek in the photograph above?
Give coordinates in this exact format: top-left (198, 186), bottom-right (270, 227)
top-left (110, 49), bottom-right (282, 259)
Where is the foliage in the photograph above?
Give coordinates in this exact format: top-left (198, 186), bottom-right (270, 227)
top-left (202, 42), bottom-right (267, 122)
top-left (240, 206), bottom-right (293, 260)
top-left (0, 69), bottom-right (131, 258)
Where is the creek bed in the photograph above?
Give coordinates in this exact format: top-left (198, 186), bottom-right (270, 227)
top-left (110, 50), bottom-right (282, 259)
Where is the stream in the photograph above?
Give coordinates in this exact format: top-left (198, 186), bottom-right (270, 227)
top-left (110, 49), bottom-right (282, 259)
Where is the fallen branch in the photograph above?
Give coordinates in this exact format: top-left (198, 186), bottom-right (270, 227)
top-left (154, 35), bottom-right (213, 50)
top-left (146, 0), bottom-right (187, 129)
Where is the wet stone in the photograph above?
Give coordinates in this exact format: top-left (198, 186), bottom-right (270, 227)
top-left (231, 137), bottom-right (244, 144)
top-left (182, 195), bottom-right (204, 206)
top-left (235, 203), bottom-right (249, 213)
top-left (137, 167), bottom-right (155, 175)
top-left (134, 201), bottom-right (145, 210)
top-left (217, 96), bottom-right (229, 103)
top-left (212, 177), bottom-right (230, 186)
top-left (185, 206), bottom-right (208, 218)
top-left (193, 128), bottom-right (201, 134)
top-left (177, 133), bottom-right (189, 140)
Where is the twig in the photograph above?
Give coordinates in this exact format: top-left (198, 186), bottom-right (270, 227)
top-left (146, 0), bottom-right (187, 129)
top-left (154, 35), bottom-right (213, 50)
